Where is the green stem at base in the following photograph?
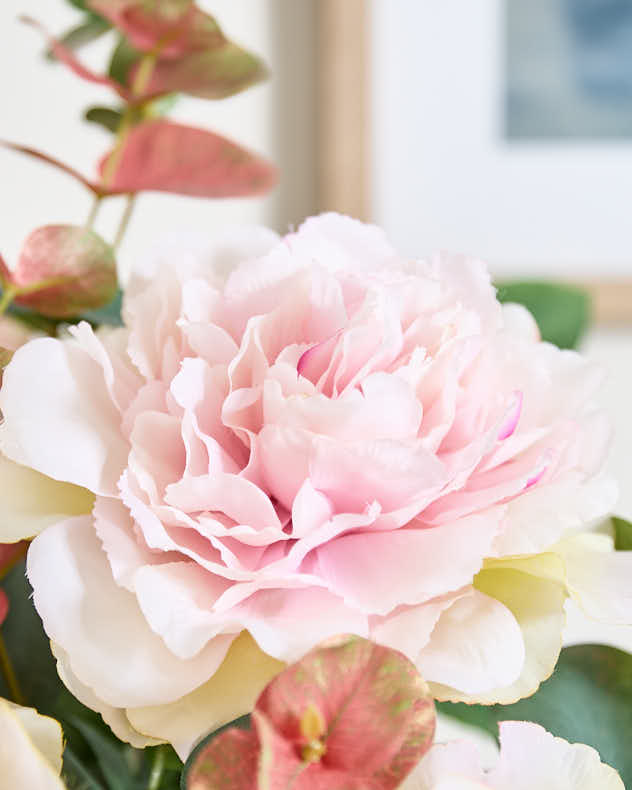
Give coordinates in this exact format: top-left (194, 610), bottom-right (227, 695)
top-left (0, 631), bottom-right (24, 705)
top-left (85, 194), bottom-right (103, 229)
top-left (147, 745), bottom-right (166, 790)
top-left (114, 194), bottom-right (137, 250)
top-left (0, 287), bottom-right (17, 316)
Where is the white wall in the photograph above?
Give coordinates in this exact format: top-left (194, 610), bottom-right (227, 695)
top-left (371, 0), bottom-right (632, 278)
top-left (0, 0), bottom-right (316, 276)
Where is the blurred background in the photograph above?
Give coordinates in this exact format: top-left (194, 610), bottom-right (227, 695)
top-left (0, 0), bottom-right (631, 670)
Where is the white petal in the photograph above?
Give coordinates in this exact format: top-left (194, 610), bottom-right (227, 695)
top-left (0, 338), bottom-right (129, 494)
top-left (556, 532), bottom-right (632, 625)
top-left (488, 721), bottom-right (624, 789)
top-left (493, 475), bottom-right (617, 557)
top-left (53, 644), bottom-right (161, 749)
top-left (0, 699), bottom-right (65, 790)
top-left (27, 516), bottom-right (236, 707)
top-left (400, 739), bottom-right (486, 790)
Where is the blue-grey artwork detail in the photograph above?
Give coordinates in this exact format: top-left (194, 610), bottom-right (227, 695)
top-left (506, 0), bottom-right (632, 139)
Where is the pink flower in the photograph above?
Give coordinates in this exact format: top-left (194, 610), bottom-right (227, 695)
top-left (402, 721), bottom-right (623, 789)
top-left (0, 214), bottom-right (626, 757)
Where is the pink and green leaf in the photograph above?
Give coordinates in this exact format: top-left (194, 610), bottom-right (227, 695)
top-left (88, 0), bottom-right (223, 59)
top-left (21, 15), bottom-right (127, 98)
top-left (133, 42), bottom-right (268, 100)
top-left (183, 637), bottom-right (436, 790)
top-left (254, 636), bottom-right (436, 789)
top-left (11, 226), bottom-right (118, 318)
top-left (97, 120), bottom-right (277, 197)
top-left (184, 727), bottom-right (258, 790)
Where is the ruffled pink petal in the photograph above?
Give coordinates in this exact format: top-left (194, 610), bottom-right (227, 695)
top-left (316, 512), bottom-right (501, 615)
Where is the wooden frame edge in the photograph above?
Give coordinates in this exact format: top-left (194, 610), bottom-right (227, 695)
top-left (582, 280), bottom-right (632, 326)
top-left (315, 0), bottom-right (369, 220)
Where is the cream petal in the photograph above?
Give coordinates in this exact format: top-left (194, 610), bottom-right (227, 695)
top-left (0, 338), bottom-right (129, 495)
top-left (27, 517), bottom-right (236, 707)
top-left (0, 454), bottom-right (93, 542)
top-left (0, 699), bottom-right (65, 790)
top-left (418, 588), bottom-right (525, 695)
top-left (400, 739), bottom-right (486, 790)
top-left (432, 558), bottom-right (567, 704)
top-left (126, 631), bottom-right (284, 760)
top-left (53, 644), bottom-right (161, 749)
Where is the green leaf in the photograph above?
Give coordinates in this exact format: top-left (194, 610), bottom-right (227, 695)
top-left (496, 281), bottom-right (590, 349)
top-left (0, 561), bottom-right (63, 711)
top-left (80, 288), bottom-right (123, 326)
top-left (85, 107), bottom-right (124, 133)
top-left (70, 718), bottom-right (133, 790)
top-left (62, 748), bottom-right (106, 790)
top-left (6, 302), bottom-right (59, 334)
top-left (108, 35), bottom-right (141, 87)
top-left (438, 644), bottom-right (632, 787)
top-left (180, 716), bottom-right (251, 790)
top-left (613, 516), bottom-right (632, 551)
top-left (0, 562), bottom-right (113, 787)
top-left (47, 17), bottom-right (111, 59)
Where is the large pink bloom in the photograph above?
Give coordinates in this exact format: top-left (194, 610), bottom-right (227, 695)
top-left (0, 215), bottom-right (626, 756)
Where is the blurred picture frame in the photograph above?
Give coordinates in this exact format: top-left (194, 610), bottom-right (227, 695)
top-left (316, 0), bottom-right (632, 323)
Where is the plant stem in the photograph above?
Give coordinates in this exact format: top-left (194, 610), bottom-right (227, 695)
top-left (85, 194), bottom-right (102, 229)
top-left (101, 51), bottom-right (158, 190)
top-left (0, 631), bottom-right (24, 705)
top-left (147, 745), bottom-right (166, 790)
top-left (114, 194), bottom-right (137, 249)
top-left (0, 286), bottom-right (16, 316)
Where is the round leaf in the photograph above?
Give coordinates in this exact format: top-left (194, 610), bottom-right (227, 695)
top-left (84, 107), bottom-right (124, 134)
top-left (254, 636), bottom-right (436, 789)
top-left (12, 226), bottom-right (118, 318)
top-left (612, 516), bottom-right (632, 551)
top-left (496, 281), bottom-right (590, 349)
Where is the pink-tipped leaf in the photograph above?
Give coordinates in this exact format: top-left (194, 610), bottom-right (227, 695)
top-left (97, 120), bottom-right (277, 198)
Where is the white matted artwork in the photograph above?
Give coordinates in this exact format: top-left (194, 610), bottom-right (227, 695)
top-left (370, 0), bottom-right (632, 279)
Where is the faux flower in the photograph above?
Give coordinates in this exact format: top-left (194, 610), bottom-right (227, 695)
top-left (401, 721), bottom-right (623, 789)
top-left (0, 698), bottom-right (66, 789)
top-left (0, 214), bottom-right (627, 757)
